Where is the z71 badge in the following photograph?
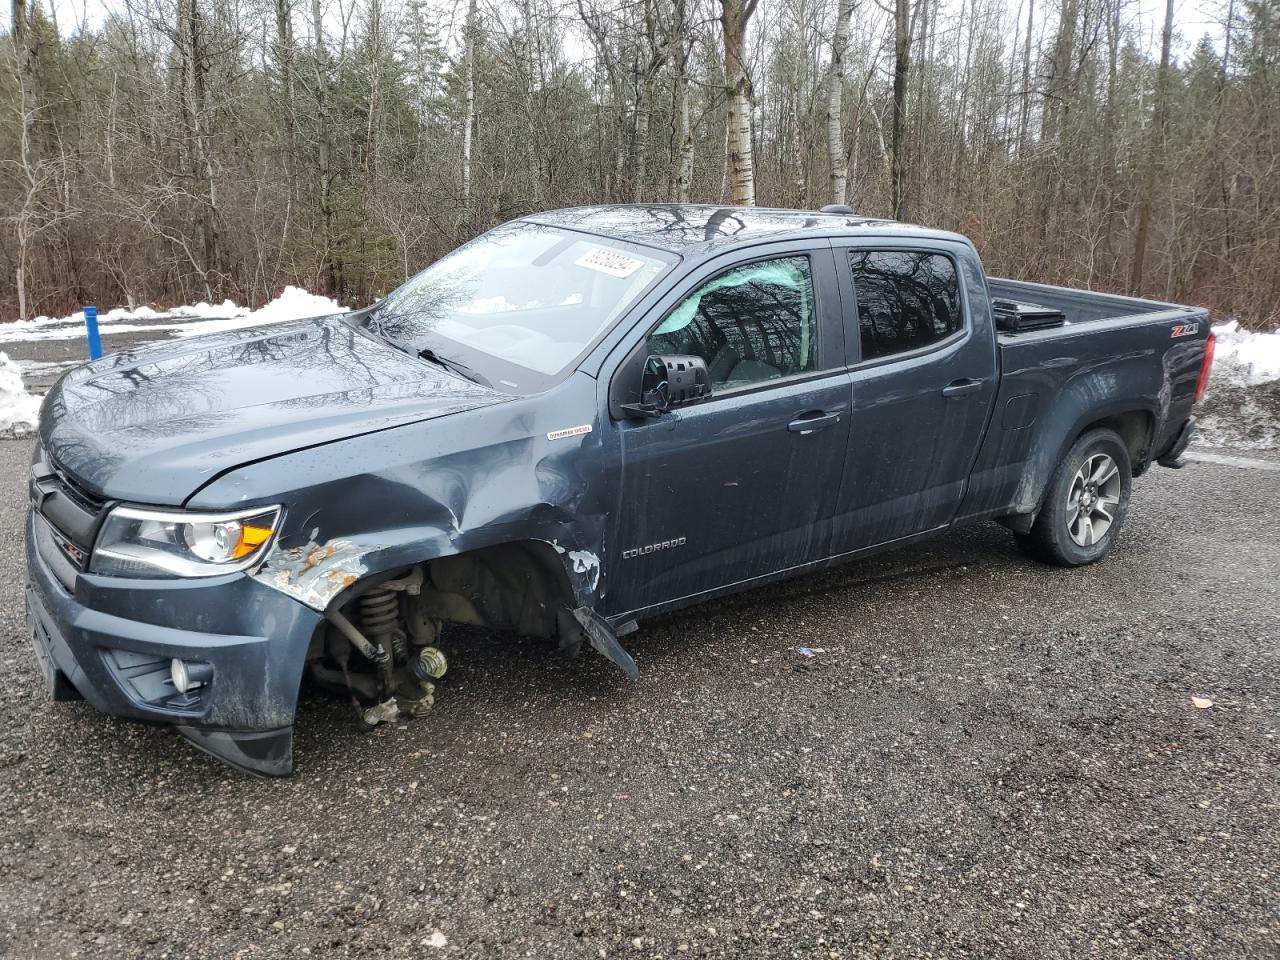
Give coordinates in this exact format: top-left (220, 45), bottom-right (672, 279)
top-left (1171, 322), bottom-right (1200, 338)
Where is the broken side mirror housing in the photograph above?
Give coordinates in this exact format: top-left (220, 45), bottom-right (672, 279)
top-left (621, 354), bottom-right (711, 418)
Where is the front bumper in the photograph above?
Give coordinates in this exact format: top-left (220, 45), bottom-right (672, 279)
top-left (25, 511), bottom-right (323, 775)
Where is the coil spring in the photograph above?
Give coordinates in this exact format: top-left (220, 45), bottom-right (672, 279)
top-left (359, 589), bottom-right (399, 642)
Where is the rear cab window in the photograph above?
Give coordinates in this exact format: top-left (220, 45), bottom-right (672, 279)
top-left (847, 250), bottom-right (964, 362)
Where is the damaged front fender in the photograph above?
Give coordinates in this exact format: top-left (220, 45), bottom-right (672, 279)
top-left (253, 527), bottom-right (605, 617)
top-left (254, 535), bottom-right (372, 610)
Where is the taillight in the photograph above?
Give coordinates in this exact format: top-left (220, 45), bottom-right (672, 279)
top-left (1194, 331), bottom-right (1216, 402)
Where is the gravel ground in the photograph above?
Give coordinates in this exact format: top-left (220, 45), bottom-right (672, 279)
top-left (0, 439), bottom-right (1275, 959)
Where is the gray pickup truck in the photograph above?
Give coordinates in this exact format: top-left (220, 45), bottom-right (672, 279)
top-left (26, 205), bottom-right (1214, 774)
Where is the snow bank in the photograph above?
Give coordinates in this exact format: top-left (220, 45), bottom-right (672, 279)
top-left (1212, 320), bottom-right (1280, 387)
top-left (0, 286), bottom-right (344, 344)
top-left (0, 351), bottom-right (41, 437)
top-left (0, 288), bottom-right (346, 435)
top-left (171, 287), bottom-right (342, 337)
top-left (1198, 321), bottom-right (1280, 450)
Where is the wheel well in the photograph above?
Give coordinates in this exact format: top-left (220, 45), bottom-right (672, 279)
top-left (998, 408), bottom-right (1155, 534)
top-left (303, 540), bottom-right (583, 714)
top-left (410, 540), bottom-right (578, 638)
top-left (1081, 410), bottom-right (1153, 474)
top-left (330, 540), bottom-right (578, 637)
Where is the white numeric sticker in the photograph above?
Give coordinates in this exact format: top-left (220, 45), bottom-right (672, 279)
top-left (574, 248), bottom-right (646, 278)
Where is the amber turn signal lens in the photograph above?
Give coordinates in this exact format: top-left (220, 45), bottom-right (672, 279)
top-left (232, 523), bottom-right (274, 559)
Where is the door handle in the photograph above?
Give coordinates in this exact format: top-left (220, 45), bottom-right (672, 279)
top-left (788, 411), bottom-right (841, 435)
top-left (941, 378), bottom-right (985, 398)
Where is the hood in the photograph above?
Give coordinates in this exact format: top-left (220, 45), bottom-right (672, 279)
top-left (40, 315), bottom-right (508, 504)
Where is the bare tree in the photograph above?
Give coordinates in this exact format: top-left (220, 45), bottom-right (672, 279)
top-left (669, 0), bottom-right (695, 201)
top-left (1128, 0), bottom-right (1174, 293)
top-left (721, 0), bottom-right (759, 205)
top-left (461, 0), bottom-right (479, 209)
top-left (9, 0), bottom-right (35, 319)
top-left (308, 0), bottom-right (337, 293)
top-left (890, 0), bottom-right (911, 219)
top-left (827, 0), bottom-right (856, 205)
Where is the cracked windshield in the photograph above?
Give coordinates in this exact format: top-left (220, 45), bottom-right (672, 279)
top-left (366, 223), bottom-right (671, 392)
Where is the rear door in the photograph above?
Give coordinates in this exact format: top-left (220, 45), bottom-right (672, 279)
top-left (828, 242), bottom-right (998, 553)
top-left (601, 243), bottom-right (851, 618)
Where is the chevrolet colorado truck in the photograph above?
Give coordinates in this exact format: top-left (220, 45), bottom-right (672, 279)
top-left (26, 204), bottom-right (1215, 775)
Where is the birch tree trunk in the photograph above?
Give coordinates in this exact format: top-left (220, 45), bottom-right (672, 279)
top-left (790, 103), bottom-right (804, 204)
top-left (827, 0), bottom-right (855, 205)
top-left (272, 0), bottom-right (297, 285)
top-left (670, 0), bottom-right (694, 202)
top-left (363, 0), bottom-right (383, 180)
top-left (633, 78), bottom-right (650, 203)
top-left (521, 0), bottom-right (541, 204)
top-left (1017, 0), bottom-right (1034, 153)
top-left (461, 0), bottom-right (478, 209)
top-left (721, 0), bottom-right (759, 206)
top-left (11, 0), bottom-right (34, 320)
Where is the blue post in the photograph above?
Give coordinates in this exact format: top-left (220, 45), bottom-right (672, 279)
top-left (84, 305), bottom-right (103, 359)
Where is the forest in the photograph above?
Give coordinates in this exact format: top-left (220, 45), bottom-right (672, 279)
top-left (2, 0), bottom-right (1277, 327)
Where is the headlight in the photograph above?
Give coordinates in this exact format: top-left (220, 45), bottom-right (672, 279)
top-left (91, 505), bottom-right (281, 578)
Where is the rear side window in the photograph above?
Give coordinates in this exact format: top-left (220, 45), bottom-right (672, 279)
top-left (850, 250), bottom-right (963, 361)
top-left (646, 256), bottom-right (816, 390)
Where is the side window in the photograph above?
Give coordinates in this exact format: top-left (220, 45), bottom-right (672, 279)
top-left (849, 250), bottom-right (963, 361)
top-left (646, 256), bottom-right (816, 390)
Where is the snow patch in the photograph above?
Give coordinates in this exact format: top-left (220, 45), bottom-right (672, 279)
top-left (1212, 320), bottom-right (1280, 387)
top-left (0, 351), bottom-right (41, 437)
top-left (1198, 321), bottom-right (1280, 450)
top-left (172, 287), bottom-right (342, 337)
top-left (0, 286), bottom-right (344, 344)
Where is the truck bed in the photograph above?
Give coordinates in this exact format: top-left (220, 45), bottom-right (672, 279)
top-left (987, 277), bottom-right (1201, 331)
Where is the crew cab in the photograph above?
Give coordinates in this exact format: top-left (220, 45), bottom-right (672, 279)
top-left (26, 205), bottom-right (1214, 774)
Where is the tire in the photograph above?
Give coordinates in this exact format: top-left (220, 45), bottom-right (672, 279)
top-left (1016, 427), bottom-right (1133, 567)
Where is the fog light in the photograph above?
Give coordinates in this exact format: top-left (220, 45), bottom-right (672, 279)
top-left (170, 658), bottom-right (213, 693)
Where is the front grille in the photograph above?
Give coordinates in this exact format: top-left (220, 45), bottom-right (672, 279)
top-left (47, 456), bottom-right (106, 513)
top-left (30, 445), bottom-right (108, 579)
top-left (32, 514), bottom-right (80, 590)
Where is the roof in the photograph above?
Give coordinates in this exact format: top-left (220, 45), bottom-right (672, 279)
top-left (524, 204), bottom-right (967, 257)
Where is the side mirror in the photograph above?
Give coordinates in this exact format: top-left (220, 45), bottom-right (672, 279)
top-left (621, 354), bottom-right (711, 418)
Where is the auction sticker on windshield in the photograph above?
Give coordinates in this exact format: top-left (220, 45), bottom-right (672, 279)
top-left (574, 248), bottom-right (647, 278)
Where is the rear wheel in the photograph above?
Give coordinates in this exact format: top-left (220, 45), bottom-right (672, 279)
top-left (1016, 427), bottom-right (1132, 567)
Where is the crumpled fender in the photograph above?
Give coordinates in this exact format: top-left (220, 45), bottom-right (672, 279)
top-left (249, 521), bottom-right (604, 614)
top-left (185, 372), bottom-right (614, 615)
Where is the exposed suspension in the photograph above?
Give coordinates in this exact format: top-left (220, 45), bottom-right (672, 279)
top-left (317, 567), bottom-right (448, 729)
top-left (359, 588), bottom-right (404, 661)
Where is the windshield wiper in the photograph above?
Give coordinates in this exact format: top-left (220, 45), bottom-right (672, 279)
top-left (418, 347), bottom-right (489, 387)
top-left (363, 308), bottom-right (491, 388)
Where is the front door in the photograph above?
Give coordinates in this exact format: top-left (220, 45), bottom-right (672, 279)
top-left (603, 247), bottom-right (851, 618)
top-left (828, 244), bottom-right (998, 553)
